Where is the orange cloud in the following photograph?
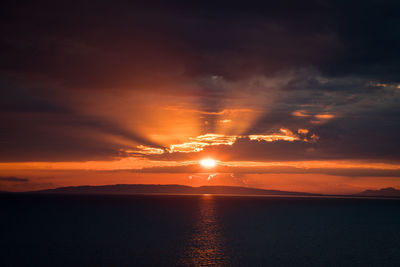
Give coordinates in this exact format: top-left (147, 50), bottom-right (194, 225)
top-left (130, 129), bottom-right (317, 154)
top-left (314, 114), bottom-right (335, 119)
top-left (297, 128), bottom-right (309, 134)
top-left (127, 145), bottom-right (165, 155)
top-left (292, 110), bottom-right (310, 117)
top-left (292, 108), bottom-right (335, 124)
top-left (248, 128), bottom-right (299, 142)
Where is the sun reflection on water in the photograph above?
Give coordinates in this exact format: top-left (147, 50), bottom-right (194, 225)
top-left (178, 195), bottom-right (231, 266)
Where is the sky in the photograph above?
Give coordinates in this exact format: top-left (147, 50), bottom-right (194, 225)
top-left (1, 0), bottom-right (400, 193)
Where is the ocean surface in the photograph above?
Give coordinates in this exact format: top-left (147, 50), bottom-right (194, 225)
top-left (1, 194), bottom-right (400, 266)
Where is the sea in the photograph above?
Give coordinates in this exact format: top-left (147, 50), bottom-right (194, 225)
top-left (1, 194), bottom-right (400, 266)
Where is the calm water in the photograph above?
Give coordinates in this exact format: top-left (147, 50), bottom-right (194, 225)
top-left (1, 194), bottom-right (400, 266)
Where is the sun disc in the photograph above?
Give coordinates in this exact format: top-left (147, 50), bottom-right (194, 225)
top-left (200, 158), bottom-right (216, 168)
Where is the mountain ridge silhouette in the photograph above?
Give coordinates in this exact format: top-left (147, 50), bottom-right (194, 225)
top-left (356, 187), bottom-right (400, 197)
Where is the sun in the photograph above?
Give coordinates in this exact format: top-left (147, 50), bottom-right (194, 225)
top-left (200, 158), bottom-right (217, 168)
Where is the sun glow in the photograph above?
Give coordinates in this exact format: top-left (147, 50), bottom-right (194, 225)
top-left (200, 158), bottom-right (217, 168)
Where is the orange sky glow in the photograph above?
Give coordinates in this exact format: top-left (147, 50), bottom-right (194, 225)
top-left (1, 89), bottom-right (400, 194)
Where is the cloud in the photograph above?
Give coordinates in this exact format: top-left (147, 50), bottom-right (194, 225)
top-left (127, 129), bottom-right (313, 155)
top-left (0, 176), bottom-right (29, 182)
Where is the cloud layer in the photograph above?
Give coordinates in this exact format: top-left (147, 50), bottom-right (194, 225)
top-left (1, 1), bottom-right (400, 192)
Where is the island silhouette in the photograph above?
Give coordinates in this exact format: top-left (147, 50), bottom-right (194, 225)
top-left (1, 184), bottom-right (399, 198)
top-left (32, 184), bottom-right (321, 196)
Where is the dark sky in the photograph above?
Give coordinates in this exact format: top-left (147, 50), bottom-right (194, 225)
top-left (1, 0), bottom-right (400, 192)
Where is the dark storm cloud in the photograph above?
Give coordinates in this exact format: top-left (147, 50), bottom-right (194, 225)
top-left (320, 1), bottom-right (400, 81)
top-left (0, 77), bottom-right (162, 161)
top-left (1, 0), bottom-right (400, 162)
top-left (0, 0), bottom-right (344, 88)
top-left (0, 109), bottom-right (163, 162)
top-left (1, 0), bottom-right (399, 84)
